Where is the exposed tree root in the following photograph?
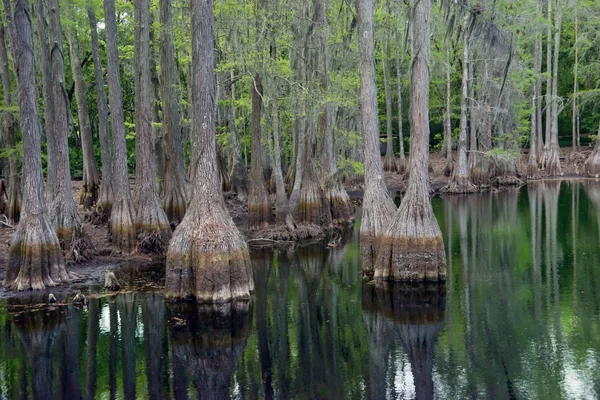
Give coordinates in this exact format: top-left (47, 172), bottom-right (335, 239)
top-left (440, 178), bottom-right (477, 194)
top-left (135, 189), bottom-right (172, 254)
top-left (136, 231), bottom-right (169, 255)
top-left (4, 214), bottom-right (80, 290)
top-left (383, 153), bottom-right (397, 173)
top-left (50, 197), bottom-right (92, 259)
top-left (109, 197), bottom-right (137, 254)
top-left (85, 205), bottom-right (110, 226)
top-left (248, 222), bottom-right (327, 243)
top-left (325, 180), bottom-right (354, 225)
top-left (374, 200), bottom-right (446, 282)
top-left (164, 203), bottom-right (254, 303)
top-left (540, 144), bottom-right (562, 176)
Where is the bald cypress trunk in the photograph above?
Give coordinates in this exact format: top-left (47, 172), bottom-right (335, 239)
top-left (443, 13), bottom-right (476, 194)
top-left (395, 18), bottom-right (406, 174)
top-left (160, 0), bottom-right (188, 224)
top-left (47, 0), bottom-right (91, 259)
top-left (374, 0), bottom-right (445, 282)
top-left (528, 0), bottom-right (542, 180)
top-left (357, 0), bottom-right (396, 278)
top-left (87, 5), bottom-right (113, 218)
top-left (133, 0), bottom-right (172, 253)
top-left (66, 1), bottom-right (99, 210)
top-left (443, 45), bottom-right (453, 177)
top-left (0, 22), bottom-right (20, 223)
top-left (382, 0), bottom-right (396, 173)
top-left (104, 0), bottom-right (136, 252)
top-left (3, 0), bottom-right (76, 290)
top-left (228, 69), bottom-right (249, 200)
top-left (164, 0), bottom-right (253, 302)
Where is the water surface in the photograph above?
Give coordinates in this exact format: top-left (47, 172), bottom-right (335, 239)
top-left (1, 181), bottom-right (599, 399)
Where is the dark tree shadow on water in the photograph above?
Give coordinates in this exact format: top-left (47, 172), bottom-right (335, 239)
top-left (167, 300), bottom-right (253, 400)
top-left (362, 282), bottom-right (446, 400)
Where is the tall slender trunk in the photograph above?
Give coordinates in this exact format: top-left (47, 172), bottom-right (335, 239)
top-left (3, 0), bottom-right (75, 290)
top-left (467, 60), bottom-right (477, 170)
top-left (528, 0), bottom-right (543, 179)
top-left (572, 6), bottom-right (579, 153)
top-left (357, 0), bottom-right (396, 277)
top-left (165, 0), bottom-right (253, 302)
top-left (0, 22), bottom-right (20, 223)
top-left (133, 0), bottom-right (171, 252)
top-left (541, 0), bottom-right (552, 167)
top-left (444, 45), bottom-right (453, 177)
top-left (66, 1), bottom-right (99, 210)
top-left (395, 16), bottom-right (406, 174)
top-left (374, 0), bottom-right (445, 282)
top-left (270, 99), bottom-right (293, 226)
top-left (87, 5), bottom-right (113, 217)
top-left (48, 0), bottom-right (90, 257)
top-left (382, 0), bottom-right (396, 172)
top-left (104, 0), bottom-right (136, 252)
top-left (160, 0), bottom-right (188, 224)
top-left (228, 68), bottom-right (249, 199)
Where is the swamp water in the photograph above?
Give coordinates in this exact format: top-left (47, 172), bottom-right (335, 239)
top-left (1, 181), bottom-right (600, 399)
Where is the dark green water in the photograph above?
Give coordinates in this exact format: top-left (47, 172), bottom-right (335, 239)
top-left (1, 181), bottom-right (600, 399)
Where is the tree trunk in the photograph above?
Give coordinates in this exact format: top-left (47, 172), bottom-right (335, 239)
top-left (382, 0), bottom-right (396, 172)
top-left (374, 0), bottom-right (446, 282)
top-left (357, 0), bottom-right (396, 278)
top-left (66, 1), bottom-right (99, 210)
top-left (3, 0), bottom-right (76, 290)
top-left (467, 60), bottom-right (477, 171)
top-left (542, 0), bottom-right (562, 176)
top-left (248, 74), bottom-right (272, 229)
top-left (584, 120), bottom-right (600, 176)
top-left (35, 0), bottom-right (56, 201)
top-left (48, 0), bottom-right (91, 259)
top-left (160, 0), bottom-right (188, 224)
top-left (528, 0), bottom-right (542, 180)
top-left (444, 45), bottom-right (453, 177)
top-left (444, 13), bottom-right (476, 194)
top-left (164, 0), bottom-right (253, 302)
top-left (395, 17), bottom-right (406, 174)
top-left (0, 22), bottom-right (20, 223)
top-left (228, 69), bottom-right (249, 200)
top-left (104, 0), bottom-right (136, 252)
top-left (540, 0), bottom-right (553, 169)
top-left (133, 0), bottom-right (172, 253)
top-left (87, 4), bottom-right (113, 218)
top-left (572, 6), bottom-right (579, 153)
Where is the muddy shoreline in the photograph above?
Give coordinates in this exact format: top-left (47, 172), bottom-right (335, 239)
top-left (0, 150), bottom-right (595, 300)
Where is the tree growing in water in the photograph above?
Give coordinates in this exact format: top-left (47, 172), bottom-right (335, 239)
top-left (374, 0), bottom-right (446, 282)
top-left (164, 0), bottom-right (253, 302)
top-left (3, 0), bottom-right (77, 290)
top-left (357, 0), bottom-right (396, 278)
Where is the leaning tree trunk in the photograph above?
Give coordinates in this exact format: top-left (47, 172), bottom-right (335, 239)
top-left (104, 0), bottom-right (136, 252)
top-left (87, 5), bottom-right (113, 218)
top-left (373, 0), bottom-right (446, 282)
top-left (160, 0), bottom-right (188, 224)
top-left (66, 2), bottom-right (100, 210)
top-left (3, 0), bottom-right (76, 290)
top-left (48, 0), bottom-right (91, 260)
top-left (164, 0), bottom-right (253, 302)
top-left (133, 0), bottom-right (172, 253)
top-left (248, 74), bottom-right (272, 229)
top-left (443, 13), bottom-right (476, 194)
top-left (382, 0), bottom-right (396, 173)
top-left (0, 22), bottom-right (20, 223)
top-left (357, 0), bottom-right (396, 278)
top-left (542, 0), bottom-right (563, 177)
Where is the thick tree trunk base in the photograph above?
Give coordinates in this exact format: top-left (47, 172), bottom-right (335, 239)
top-left (5, 187), bottom-right (21, 224)
top-left (540, 145), bottom-right (562, 176)
top-left (162, 185), bottom-right (187, 227)
top-left (440, 175), bottom-right (477, 194)
top-left (79, 182), bottom-right (99, 211)
top-left (373, 202), bottom-right (446, 282)
top-left (360, 184), bottom-right (396, 279)
top-left (470, 157), bottom-right (491, 185)
top-left (383, 154), bottom-right (397, 173)
top-left (248, 198), bottom-right (272, 230)
top-left (110, 197), bottom-right (137, 254)
top-left (164, 206), bottom-right (254, 303)
top-left (527, 159), bottom-right (539, 180)
top-left (585, 147), bottom-right (600, 177)
top-left (325, 181), bottom-right (354, 225)
top-left (4, 214), bottom-right (79, 290)
top-left (95, 182), bottom-right (113, 222)
top-left (135, 189), bottom-right (172, 254)
top-left (50, 198), bottom-right (93, 260)
top-left (230, 166), bottom-right (249, 201)
top-left (298, 178), bottom-right (332, 226)
top-left (443, 158), bottom-right (454, 177)
top-left (396, 156), bottom-right (406, 175)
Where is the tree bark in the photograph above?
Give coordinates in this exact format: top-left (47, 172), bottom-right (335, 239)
top-left (66, 1), bottom-right (99, 210)
top-left (444, 13), bottom-right (476, 193)
top-left (164, 0), bottom-right (253, 302)
top-left (357, 0), bottom-right (396, 278)
top-left (528, 0), bottom-right (542, 180)
top-left (395, 17), bottom-right (406, 174)
top-left (87, 4), bottom-right (113, 218)
top-left (228, 68), bottom-right (249, 200)
top-left (3, 0), bottom-right (76, 290)
top-left (540, 0), bottom-right (553, 169)
top-left (444, 45), bottom-right (453, 177)
top-left (373, 0), bottom-right (446, 282)
top-left (160, 0), bottom-right (188, 224)
top-left (0, 22), bottom-right (20, 223)
top-left (382, 0), bottom-right (396, 173)
top-left (48, 0), bottom-right (91, 259)
top-left (572, 6), bottom-right (579, 153)
top-left (104, 0), bottom-right (136, 252)
top-left (133, 0), bottom-right (172, 253)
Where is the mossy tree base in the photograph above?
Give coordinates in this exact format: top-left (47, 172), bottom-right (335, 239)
top-left (79, 182), bottom-right (99, 211)
top-left (165, 204), bottom-right (254, 303)
top-left (248, 189), bottom-right (272, 230)
top-left (50, 197), bottom-right (93, 261)
top-left (585, 145), bottom-right (600, 177)
top-left (325, 181), bottom-right (354, 225)
top-left (374, 202), bottom-right (446, 282)
top-left (135, 188), bottom-right (172, 254)
top-left (299, 177), bottom-right (332, 226)
top-left (110, 197), bottom-right (137, 254)
top-left (540, 145), bottom-right (562, 177)
top-left (4, 214), bottom-right (79, 290)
